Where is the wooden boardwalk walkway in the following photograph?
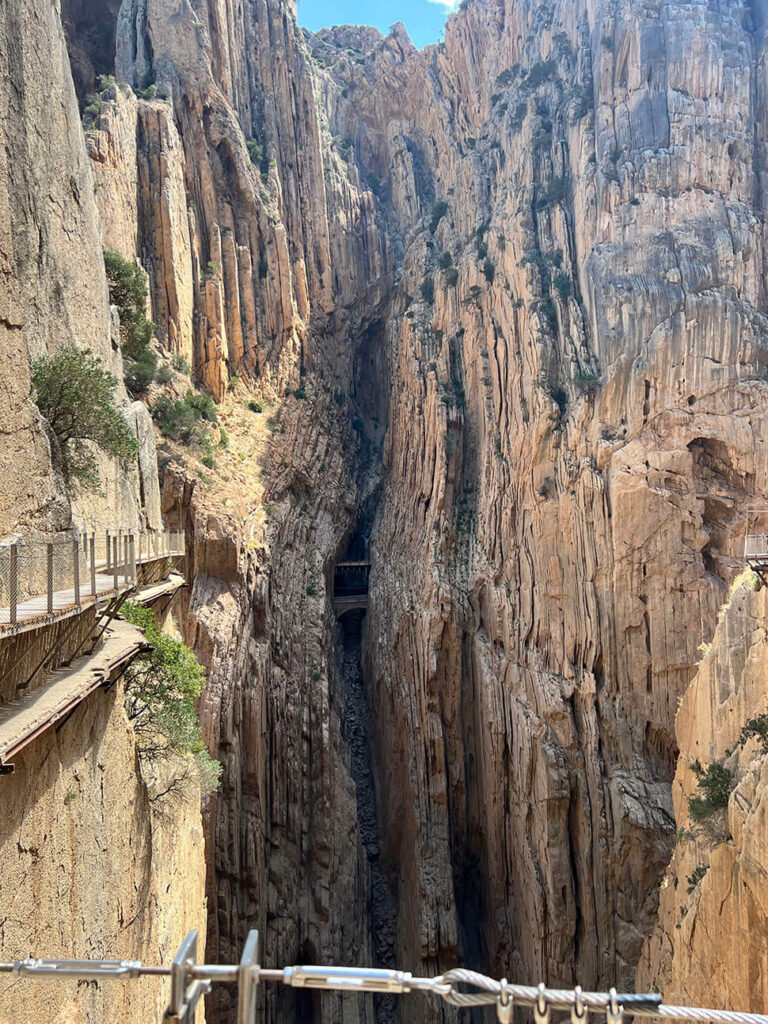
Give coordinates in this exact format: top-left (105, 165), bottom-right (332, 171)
top-left (0, 548), bottom-right (184, 637)
top-left (0, 619), bottom-right (148, 770)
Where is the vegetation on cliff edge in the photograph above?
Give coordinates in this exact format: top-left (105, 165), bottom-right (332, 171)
top-left (31, 347), bottom-right (138, 492)
top-left (122, 601), bottom-right (222, 798)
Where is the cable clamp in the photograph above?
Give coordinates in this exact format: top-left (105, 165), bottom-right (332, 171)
top-left (534, 982), bottom-right (551, 1024)
top-left (571, 985), bottom-right (587, 1024)
top-left (497, 978), bottom-right (513, 1023)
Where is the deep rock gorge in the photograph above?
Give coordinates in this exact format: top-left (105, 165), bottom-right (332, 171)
top-left (1, 0), bottom-right (768, 1020)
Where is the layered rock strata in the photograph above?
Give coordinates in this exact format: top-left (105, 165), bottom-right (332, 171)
top-left (638, 578), bottom-right (768, 1011)
top-left (58, 0), bottom-right (768, 1020)
top-left (0, 4), bottom-right (204, 1024)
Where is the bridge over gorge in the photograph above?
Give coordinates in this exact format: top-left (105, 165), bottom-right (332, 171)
top-left (333, 561), bottom-right (370, 615)
top-left (0, 528), bottom-right (185, 772)
top-left (745, 533), bottom-right (768, 581)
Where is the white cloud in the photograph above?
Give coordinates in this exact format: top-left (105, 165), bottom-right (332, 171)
top-left (426, 0), bottom-right (459, 9)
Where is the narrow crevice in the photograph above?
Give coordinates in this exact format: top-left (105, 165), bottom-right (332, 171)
top-left (336, 607), bottom-right (399, 1024)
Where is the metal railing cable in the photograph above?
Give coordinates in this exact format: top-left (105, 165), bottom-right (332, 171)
top-left (1, 930), bottom-right (767, 1024)
top-left (0, 528), bottom-right (184, 632)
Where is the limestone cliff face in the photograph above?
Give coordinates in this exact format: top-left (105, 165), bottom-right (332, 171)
top-left (0, 0), bottom-right (158, 538)
top-left (68, 3), bottom-right (394, 1020)
top-left (61, 0), bottom-right (768, 1019)
top-left (0, 679), bottom-right (206, 1024)
top-left (80, 0), bottom-right (390, 397)
top-left (306, 0), bottom-right (768, 993)
top-left (0, 4), bottom-right (204, 1023)
top-left (638, 578), bottom-right (768, 1011)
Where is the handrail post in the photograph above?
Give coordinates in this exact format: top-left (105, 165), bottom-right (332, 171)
top-left (129, 534), bottom-right (136, 582)
top-left (73, 534), bottom-right (80, 609)
top-left (112, 537), bottom-right (118, 593)
top-left (47, 542), bottom-right (54, 615)
top-left (9, 542), bottom-right (18, 627)
top-left (123, 535), bottom-right (129, 584)
top-left (90, 534), bottom-right (96, 598)
top-left (106, 530), bottom-right (111, 573)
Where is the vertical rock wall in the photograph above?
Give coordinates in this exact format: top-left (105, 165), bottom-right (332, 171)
top-left (314, 0), bottom-right (768, 996)
top-left (59, 0), bottom-right (768, 1019)
top-left (638, 578), bottom-right (768, 1011)
top-left (0, 5), bottom-right (204, 1024)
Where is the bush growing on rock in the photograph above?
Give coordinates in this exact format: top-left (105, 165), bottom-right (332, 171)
top-left (421, 276), bottom-right (435, 303)
top-left (171, 353), bottom-right (191, 375)
top-left (688, 760), bottom-right (733, 822)
top-left (104, 249), bottom-right (157, 394)
top-left (31, 347), bottom-right (139, 492)
top-left (122, 601), bottom-right (222, 797)
top-left (153, 389), bottom-right (218, 446)
top-left (429, 200), bottom-right (448, 233)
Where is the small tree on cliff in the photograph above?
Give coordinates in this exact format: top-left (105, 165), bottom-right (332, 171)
top-left (122, 601), bottom-right (222, 799)
top-left (103, 249), bottom-right (158, 394)
top-left (31, 347), bottom-right (139, 492)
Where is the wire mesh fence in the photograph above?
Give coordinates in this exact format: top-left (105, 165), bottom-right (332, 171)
top-left (744, 534), bottom-right (768, 558)
top-left (0, 529), bottom-right (184, 632)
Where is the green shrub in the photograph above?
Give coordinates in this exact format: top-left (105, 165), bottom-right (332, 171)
top-left (248, 399), bottom-right (263, 414)
top-left (152, 390), bottom-right (218, 446)
top-left (84, 94), bottom-right (103, 119)
top-left (293, 387), bottom-right (308, 400)
top-left (201, 454), bottom-right (215, 469)
top-left (536, 175), bottom-right (569, 210)
top-left (445, 267), bottom-right (459, 287)
top-left (365, 172), bottom-right (383, 195)
top-left (31, 348), bottom-right (138, 492)
top-left (438, 251), bottom-right (453, 269)
top-left (421, 276), bottom-right (435, 303)
top-left (185, 389), bottom-right (219, 423)
top-left (688, 761), bottom-right (733, 821)
top-left (686, 864), bottom-right (708, 894)
top-left (171, 353), bottom-right (191, 375)
top-left (509, 102), bottom-right (527, 132)
top-left (574, 371), bottom-right (601, 395)
top-left (219, 428), bottom-right (229, 448)
top-left (136, 84), bottom-right (157, 100)
top-left (738, 714), bottom-right (768, 753)
top-left (483, 259), bottom-right (496, 283)
top-left (122, 602), bottom-right (222, 796)
top-left (526, 60), bottom-right (557, 88)
top-left (429, 200), bottom-right (448, 234)
top-left (124, 348), bottom-right (158, 395)
top-left (553, 271), bottom-right (573, 299)
top-left (155, 363), bottom-right (173, 385)
top-left (103, 249), bottom-right (157, 394)
top-left (247, 138), bottom-right (264, 165)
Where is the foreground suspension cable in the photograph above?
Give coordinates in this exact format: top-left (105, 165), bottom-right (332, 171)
top-left (1, 931), bottom-right (767, 1024)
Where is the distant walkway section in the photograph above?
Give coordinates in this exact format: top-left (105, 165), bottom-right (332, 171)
top-left (333, 561), bottom-right (370, 616)
top-left (0, 529), bottom-right (184, 636)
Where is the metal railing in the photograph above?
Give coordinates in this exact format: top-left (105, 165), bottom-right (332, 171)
top-left (3, 930), bottom-right (768, 1024)
top-left (744, 534), bottom-right (768, 559)
top-left (0, 529), bottom-right (184, 632)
